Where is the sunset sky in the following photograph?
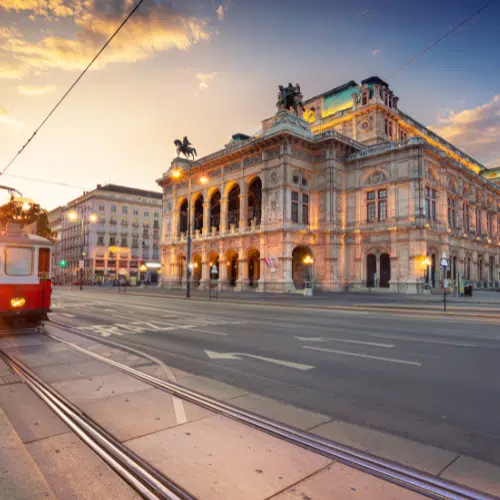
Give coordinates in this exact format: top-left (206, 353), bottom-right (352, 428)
top-left (0, 0), bottom-right (499, 210)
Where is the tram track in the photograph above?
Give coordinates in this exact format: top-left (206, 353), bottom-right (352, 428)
top-left (0, 338), bottom-right (195, 500)
top-left (45, 319), bottom-right (493, 500)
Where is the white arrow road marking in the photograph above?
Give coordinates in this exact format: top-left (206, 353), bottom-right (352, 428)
top-left (303, 346), bottom-right (422, 367)
top-left (204, 350), bottom-right (314, 371)
top-left (295, 336), bottom-right (394, 348)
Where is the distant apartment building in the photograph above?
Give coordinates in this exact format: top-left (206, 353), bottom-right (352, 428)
top-left (48, 184), bottom-right (162, 284)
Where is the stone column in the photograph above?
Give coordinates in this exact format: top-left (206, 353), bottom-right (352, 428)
top-left (239, 193), bottom-right (248, 232)
top-left (237, 258), bottom-right (247, 291)
top-left (202, 202), bottom-right (210, 236)
top-left (219, 256), bottom-right (228, 289)
top-left (172, 210), bottom-right (179, 240)
top-left (220, 198), bottom-right (228, 234)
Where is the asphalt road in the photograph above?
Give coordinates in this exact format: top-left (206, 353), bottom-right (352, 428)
top-left (47, 288), bottom-right (500, 465)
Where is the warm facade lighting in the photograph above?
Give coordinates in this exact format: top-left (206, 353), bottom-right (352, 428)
top-left (303, 255), bottom-right (314, 264)
top-left (67, 211), bottom-right (78, 221)
top-left (171, 169), bottom-right (181, 179)
top-left (89, 214), bottom-right (98, 223)
top-left (200, 175), bottom-right (208, 184)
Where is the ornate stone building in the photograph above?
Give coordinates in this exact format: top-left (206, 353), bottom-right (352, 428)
top-left (157, 77), bottom-right (500, 293)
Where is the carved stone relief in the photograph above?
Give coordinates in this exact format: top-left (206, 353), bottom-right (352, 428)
top-left (317, 174), bottom-right (326, 188)
top-left (319, 195), bottom-right (326, 221)
top-left (268, 169), bottom-right (280, 186)
top-left (365, 171), bottom-right (387, 186)
top-left (267, 147), bottom-right (280, 160)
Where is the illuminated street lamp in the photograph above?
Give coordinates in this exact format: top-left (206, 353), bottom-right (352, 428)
top-left (302, 255), bottom-right (314, 292)
top-left (422, 256), bottom-right (431, 291)
top-left (171, 161), bottom-right (208, 299)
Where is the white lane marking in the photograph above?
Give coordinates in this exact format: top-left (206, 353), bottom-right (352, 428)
top-left (185, 327), bottom-right (228, 336)
top-left (62, 313), bottom-right (76, 318)
top-left (172, 397), bottom-right (187, 424)
top-left (205, 350), bottom-right (314, 370)
top-left (303, 346), bottom-right (422, 367)
top-left (295, 336), bottom-right (394, 348)
top-left (370, 334), bottom-right (478, 348)
top-left (104, 308), bottom-right (116, 312)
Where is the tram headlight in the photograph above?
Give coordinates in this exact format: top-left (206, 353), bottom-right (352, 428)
top-left (10, 297), bottom-right (26, 308)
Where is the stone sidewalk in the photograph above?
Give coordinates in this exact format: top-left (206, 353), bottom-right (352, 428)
top-left (2, 328), bottom-right (499, 499)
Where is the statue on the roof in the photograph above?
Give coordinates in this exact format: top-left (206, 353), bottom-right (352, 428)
top-left (174, 136), bottom-right (197, 161)
top-left (277, 82), bottom-right (305, 116)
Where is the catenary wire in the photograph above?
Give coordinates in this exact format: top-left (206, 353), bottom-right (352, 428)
top-left (385, 0), bottom-right (497, 81)
top-left (0, 0), bottom-right (146, 177)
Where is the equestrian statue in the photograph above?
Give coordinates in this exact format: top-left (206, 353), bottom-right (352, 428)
top-left (277, 82), bottom-right (305, 115)
top-left (174, 136), bottom-right (197, 161)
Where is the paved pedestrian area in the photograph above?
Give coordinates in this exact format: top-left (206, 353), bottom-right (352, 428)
top-left (0, 332), bottom-right (429, 500)
top-left (2, 326), bottom-right (500, 498)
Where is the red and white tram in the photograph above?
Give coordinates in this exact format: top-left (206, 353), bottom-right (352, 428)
top-left (0, 223), bottom-right (53, 327)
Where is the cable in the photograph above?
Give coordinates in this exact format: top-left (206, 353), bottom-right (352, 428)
top-left (1, 172), bottom-right (90, 190)
top-left (0, 0), bottom-right (146, 176)
top-left (386, 0), bottom-right (497, 81)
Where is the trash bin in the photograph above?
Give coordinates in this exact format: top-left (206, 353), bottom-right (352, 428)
top-left (464, 285), bottom-right (472, 297)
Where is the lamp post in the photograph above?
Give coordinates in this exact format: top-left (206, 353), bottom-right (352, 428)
top-left (423, 256), bottom-right (431, 291)
top-left (303, 255), bottom-right (314, 294)
top-left (171, 163), bottom-right (207, 299)
top-left (68, 209), bottom-right (97, 291)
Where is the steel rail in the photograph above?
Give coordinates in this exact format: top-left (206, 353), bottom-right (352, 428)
top-left (47, 321), bottom-right (493, 500)
top-left (0, 346), bottom-right (195, 500)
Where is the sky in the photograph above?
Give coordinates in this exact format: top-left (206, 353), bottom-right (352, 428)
top-left (0, 0), bottom-right (499, 210)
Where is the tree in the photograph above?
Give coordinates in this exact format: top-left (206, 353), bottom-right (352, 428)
top-left (0, 199), bottom-right (55, 240)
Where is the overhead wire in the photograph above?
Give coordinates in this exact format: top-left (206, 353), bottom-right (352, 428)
top-left (1, 172), bottom-right (90, 191)
top-left (0, 0), bottom-right (146, 177)
top-left (385, 0), bottom-right (497, 81)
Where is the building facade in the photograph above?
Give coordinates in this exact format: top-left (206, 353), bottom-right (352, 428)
top-left (49, 184), bottom-right (162, 284)
top-left (157, 77), bottom-right (500, 293)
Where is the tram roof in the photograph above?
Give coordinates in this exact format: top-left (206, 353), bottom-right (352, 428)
top-left (0, 224), bottom-right (53, 246)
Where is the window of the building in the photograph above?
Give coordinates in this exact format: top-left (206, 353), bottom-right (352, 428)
top-left (367, 190), bottom-right (388, 222)
top-left (111, 205), bottom-right (116, 213)
top-left (400, 129), bottom-right (407, 141)
top-left (5, 247), bottom-right (33, 276)
top-left (302, 194), bottom-right (309, 225)
top-left (487, 213), bottom-right (493, 236)
top-left (447, 197), bottom-right (456, 228)
top-left (384, 92), bottom-right (393, 108)
top-left (143, 219), bottom-right (149, 227)
top-left (476, 208), bottom-right (482, 234)
top-left (132, 239), bottom-right (139, 248)
top-left (154, 212), bottom-right (159, 218)
top-left (38, 248), bottom-right (50, 279)
top-left (99, 205), bottom-right (105, 212)
top-left (110, 215), bottom-right (116, 224)
top-left (122, 206), bottom-right (128, 214)
top-left (291, 191), bottom-right (299, 223)
top-left (367, 191), bottom-right (376, 222)
top-left (361, 92), bottom-right (368, 106)
top-left (378, 189), bottom-right (387, 221)
top-left (425, 188), bottom-right (437, 221)
top-left (143, 228), bottom-right (149, 238)
top-left (144, 211), bottom-right (149, 217)
top-left (109, 236), bottom-right (116, 246)
top-left (120, 238), bottom-right (127, 247)
top-left (302, 177), bottom-right (308, 187)
top-left (293, 175), bottom-right (300, 184)
top-left (133, 209), bottom-right (139, 216)
top-left (121, 216), bottom-right (127, 225)
top-left (97, 236), bottom-right (104, 246)
top-left (463, 203), bottom-right (470, 232)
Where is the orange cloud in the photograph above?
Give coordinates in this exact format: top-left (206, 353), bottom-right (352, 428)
top-left (0, 0), bottom-right (74, 18)
top-left (0, 1), bottom-right (212, 77)
top-left (430, 95), bottom-right (500, 166)
top-left (17, 84), bottom-right (57, 95)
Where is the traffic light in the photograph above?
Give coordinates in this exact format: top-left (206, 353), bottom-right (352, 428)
top-left (59, 259), bottom-right (67, 267)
